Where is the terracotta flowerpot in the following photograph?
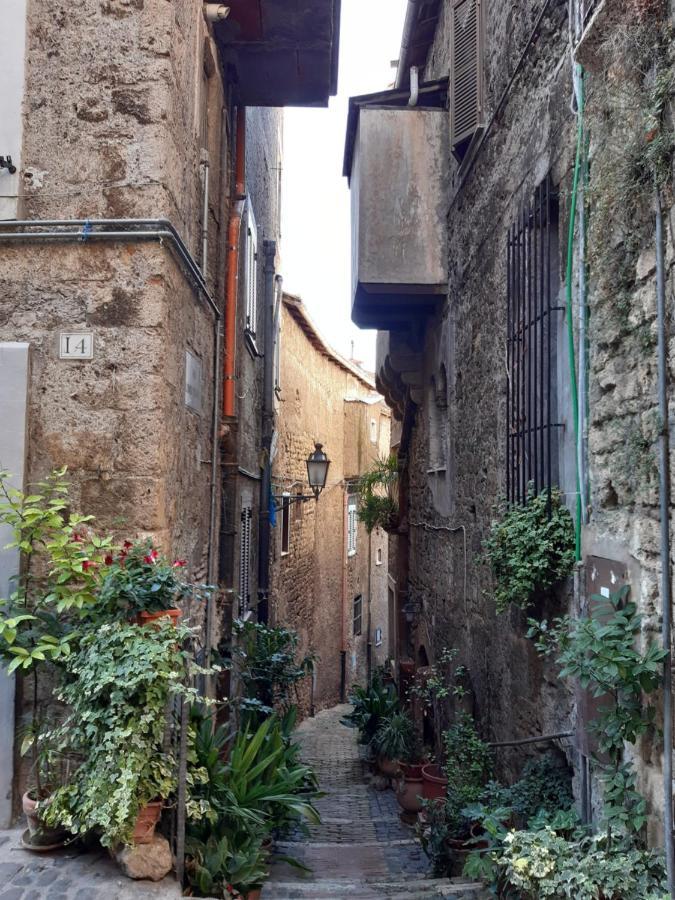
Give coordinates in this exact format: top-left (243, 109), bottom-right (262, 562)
top-left (136, 608), bottom-right (182, 627)
top-left (396, 771), bottom-right (424, 815)
top-left (421, 763), bottom-right (448, 802)
top-left (400, 762), bottom-right (424, 780)
top-left (22, 792), bottom-right (40, 836)
top-left (133, 801), bottom-right (163, 844)
top-left (245, 889), bottom-right (262, 900)
top-left (377, 755), bottom-right (400, 778)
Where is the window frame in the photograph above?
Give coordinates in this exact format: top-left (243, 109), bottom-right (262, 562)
top-left (239, 504), bottom-right (252, 616)
top-left (245, 203), bottom-right (258, 339)
top-left (450, 0), bottom-right (485, 161)
top-left (280, 492), bottom-right (291, 556)
top-left (347, 500), bottom-right (358, 557)
top-left (353, 595), bottom-right (363, 637)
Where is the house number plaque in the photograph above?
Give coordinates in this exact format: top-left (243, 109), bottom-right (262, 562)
top-left (59, 332), bottom-right (94, 360)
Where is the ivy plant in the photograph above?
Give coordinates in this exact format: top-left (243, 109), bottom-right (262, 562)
top-left (484, 487), bottom-right (575, 613)
top-left (41, 620), bottom-right (206, 847)
top-left (528, 586), bottom-right (667, 840)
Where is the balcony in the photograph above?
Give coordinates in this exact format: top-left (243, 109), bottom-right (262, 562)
top-left (211, 0), bottom-right (340, 107)
top-left (344, 83), bottom-right (449, 330)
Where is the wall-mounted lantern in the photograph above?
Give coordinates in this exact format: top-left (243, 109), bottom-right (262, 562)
top-left (274, 443), bottom-right (330, 510)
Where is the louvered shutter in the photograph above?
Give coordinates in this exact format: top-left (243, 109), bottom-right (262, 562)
top-left (451, 0), bottom-right (483, 153)
top-left (239, 506), bottom-right (252, 614)
top-left (348, 502), bottom-right (357, 555)
top-left (245, 205), bottom-right (258, 336)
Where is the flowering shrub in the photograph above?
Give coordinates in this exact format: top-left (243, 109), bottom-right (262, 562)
top-left (97, 539), bottom-right (189, 617)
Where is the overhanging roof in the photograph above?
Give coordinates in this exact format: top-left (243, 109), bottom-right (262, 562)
top-left (212, 0), bottom-right (341, 107)
top-left (342, 78), bottom-right (448, 180)
top-left (395, 0), bottom-right (442, 90)
top-left (282, 293), bottom-right (377, 390)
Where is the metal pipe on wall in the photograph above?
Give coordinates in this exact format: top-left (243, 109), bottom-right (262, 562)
top-left (223, 106), bottom-right (246, 419)
top-left (257, 240), bottom-right (277, 625)
top-left (201, 152), bottom-right (210, 276)
top-left (655, 183), bottom-right (674, 895)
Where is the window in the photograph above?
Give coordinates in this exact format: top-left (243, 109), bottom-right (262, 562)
top-left (280, 493), bottom-right (290, 555)
top-left (245, 205), bottom-right (258, 337)
top-left (376, 547), bottom-right (383, 566)
top-left (450, 0), bottom-right (484, 161)
top-left (370, 418), bottom-right (378, 444)
top-left (239, 505), bottom-right (252, 615)
top-left (347, 500), bottom-right (358, 556)
top-left (506, 176), bottom-right (561, 504)
top-left (375, 627), bottom-right (383, 647)
top-left (353, 595), bottom-right (363, 636)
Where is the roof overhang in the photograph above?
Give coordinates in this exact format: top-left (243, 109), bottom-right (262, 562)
top-left (395, 0), bottom-right (442, 90)
top-left (212, 0), bottom-right (341, 107)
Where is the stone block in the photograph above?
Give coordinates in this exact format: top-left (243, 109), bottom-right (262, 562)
top-left (114, 835), bottom-right (173, 882)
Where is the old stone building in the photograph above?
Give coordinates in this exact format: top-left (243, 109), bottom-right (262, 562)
top-left (345, 0), bottom-right (675, 849)
top-left (269, 294), bottom-right (392, 714)
top-left (0, 0), bottom-right (340, 822)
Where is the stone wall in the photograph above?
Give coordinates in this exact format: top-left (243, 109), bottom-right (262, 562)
top-left (270, 298), bottom-right (390, 715)
top-left (383, 0), bottom-right (675, 840)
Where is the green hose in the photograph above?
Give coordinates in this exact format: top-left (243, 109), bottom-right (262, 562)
top-left (565, 63), bottom-right (584, 562)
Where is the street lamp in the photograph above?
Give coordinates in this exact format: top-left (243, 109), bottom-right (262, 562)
top-left (273, 443), bottom-right (331, 510)
top-left (306, 443), bottom-right (330, 500)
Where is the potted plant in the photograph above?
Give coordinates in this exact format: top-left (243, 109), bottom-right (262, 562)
top-left (372, 710), bottom-right (413, 778)
top-left (356, 455), bottom-right (399, 533)
top-left (341, 675), bottom-right (399, 747)
top-left (185, 830), bottom-right (270, 899)
top-left (40, 620), bottom-right (193, 848)
top-left (97, 540), bottom-right (189, 625)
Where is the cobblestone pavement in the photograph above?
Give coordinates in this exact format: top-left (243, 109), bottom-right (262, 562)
top-left (0, 830), bottom-right (181, 900)
top-left (263, 705), bottom-right (487, 899)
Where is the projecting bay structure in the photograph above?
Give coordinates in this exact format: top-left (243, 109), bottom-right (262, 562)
top-left (0, 0), bottom-right (340, 824)
top-left (345, 0), bottom-right (675, 854)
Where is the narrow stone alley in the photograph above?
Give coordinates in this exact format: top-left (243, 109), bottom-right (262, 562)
top-left (263, 706), bottom-right (486, 899)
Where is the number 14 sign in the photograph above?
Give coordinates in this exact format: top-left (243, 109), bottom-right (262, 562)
top-left (59, 333), bottom-right (94, 360)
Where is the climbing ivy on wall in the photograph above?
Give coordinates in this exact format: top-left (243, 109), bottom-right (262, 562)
top-left (484, 488), bottom-right (575, 614)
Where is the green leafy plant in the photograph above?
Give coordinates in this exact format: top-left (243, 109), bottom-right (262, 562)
top-left (479, 754), bottom-right (573, 828)
top-left (230, 620), bottom-right (315, 721)
top-left (496, 828), bottom-right (668, 899)
top-left (341, 675), bottom-right (399, 745)
top-left (528, 586), bottom-right (667, 841)
top-left (96, 540), bottom-right (189, 617)
top-left (185, 830), bottom-right (269, 899)
top-left (357, 455), bottom-right (399, 533)
top-left (371, 711), bottom-right (416, 763)
top-left (409, 647), bottom-right (468, 761)
top-left (442, 714), bottom-right (492, 836)
top-left (41, 620), bottom-right (204, 847)
top-left (484, 488), bottom-right (575, 613)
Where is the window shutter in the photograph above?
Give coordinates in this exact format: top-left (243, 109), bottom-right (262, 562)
top-left (450, 0), bottom-right (483, 154)
top-left (245, 205), bottom-right (258, 336)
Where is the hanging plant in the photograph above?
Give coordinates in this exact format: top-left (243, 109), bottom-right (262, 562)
top-left (484, 488), bottom-right (575, 614)
top-left (357, 455), bottom-right (399, 533)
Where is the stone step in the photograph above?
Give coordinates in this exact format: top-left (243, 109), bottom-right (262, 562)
top-left (261, 877), bottom-right (488, 899)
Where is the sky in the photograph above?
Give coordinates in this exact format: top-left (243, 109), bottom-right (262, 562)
top-left (280, 0), bottom-right (409, 372)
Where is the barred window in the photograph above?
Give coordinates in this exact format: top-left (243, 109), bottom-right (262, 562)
top-left (347, 501), bottom-right (358, 556)
top-left (280, 493), bottom-right (291, 555)
top-left (506, 177), bottom-right (562, 504)
top-left (239, 505), bottom-right (252, 616)
top-left (353, 595), bottom-right (363, 637)
top-left (245, 204), bottom-right (258, 337)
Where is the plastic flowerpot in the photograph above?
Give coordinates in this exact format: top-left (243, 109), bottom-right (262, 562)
top-left (136, 608), bottom-right (182, 627)
top-left (132, 800), bottom-right (163, 844)
top-left (421, 763), bottom-right (448, 801)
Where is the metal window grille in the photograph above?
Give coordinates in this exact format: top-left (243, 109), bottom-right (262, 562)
top-left (353, 595), bottom-right (363, 636)
top-left (239, 505), bottom-right (252, 615)
top-left (245, 205), bottom-right (258, 337)
top-left (506, 177), bottom-right (561, 505)
top-left (347, 501), bottom-right (358, 556)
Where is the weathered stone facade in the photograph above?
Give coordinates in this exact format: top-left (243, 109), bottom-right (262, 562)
top-left (269, 295), bottom-right (391, 715)
top-left (349, 0), bottom-right (675, 845)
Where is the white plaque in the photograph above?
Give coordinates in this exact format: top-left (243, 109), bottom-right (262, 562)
top-left (59, 332), bottom-right (93, 359)
top-left (185, 350), bottom-right (202, 413)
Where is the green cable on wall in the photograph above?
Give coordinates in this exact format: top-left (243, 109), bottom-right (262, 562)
top-left (565, 62), bottom-right (585, 563)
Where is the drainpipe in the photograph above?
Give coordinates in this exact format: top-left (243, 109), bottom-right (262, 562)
top-left (408, 66), bottom-right (419, 107)
top-left (341, 489), bottom-right (348, 702)
top-left (201, 151), bottom-right (210, 276)
top-left (395, 0), bottom-right (421, 90)
top-left (223, 106), bottom-right (246, 419)
top-left (655, 183), bottom-right (674, 894)
top-left (257, 240), bottom-right (277, 625)
top-left (367, 529), bottom-right (373, 686)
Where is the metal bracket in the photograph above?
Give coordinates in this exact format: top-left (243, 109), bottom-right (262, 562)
top-left (0, 156), bottom-right (17, 175)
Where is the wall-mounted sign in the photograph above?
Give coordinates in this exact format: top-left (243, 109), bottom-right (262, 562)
top-left (185, 350), bottom-right (202, 413)
top-left (59, 332), bottom-right (93, 360)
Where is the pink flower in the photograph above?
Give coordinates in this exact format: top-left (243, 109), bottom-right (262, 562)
top-left (82, 560), bottom-right (95, 572)
top-left (143, 555), bottom-right (153, 565)
top-left (104, 555), bottom-right (114, 566)
top-left (123, 540), bottom-right (133, 550)
top-left (151, 548), bottom-right (159, 561)
top-left (71, 532), bottom-right (83, 543)
top-left (173, 559), bottom-right (187, 568)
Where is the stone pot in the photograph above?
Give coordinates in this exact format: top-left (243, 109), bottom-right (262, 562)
top-left (136, 608), bottom-right (182, 627)
top-left (377, 755), bottom-right (400, 778)
top-left (396, 769), bottom-right (424, 815)
top-left (22, 792), bottom-right (69, 847)
top-left (421, 763), bottom-right (448, 802)
top-left (132, 801), bottom-right (163, 845)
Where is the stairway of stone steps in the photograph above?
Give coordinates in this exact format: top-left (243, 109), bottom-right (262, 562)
top-left (262, 705), bottom-right (489, 900)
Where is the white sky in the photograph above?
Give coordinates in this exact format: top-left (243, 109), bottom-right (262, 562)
top-left (280, 0), bottom-right (409, 372)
